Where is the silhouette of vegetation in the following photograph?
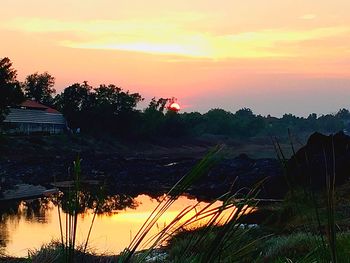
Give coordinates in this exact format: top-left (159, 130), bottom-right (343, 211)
top-left (0, 56), bottom-right (348, 139)
top-left (0, 57), bottom-right (24, 123)
top-left (54, 82), bottom-right (143, 136)
top-left (24, 72), bottom-right (56, 105)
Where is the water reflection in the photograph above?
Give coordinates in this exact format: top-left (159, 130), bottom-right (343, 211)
top-left (1, 199), bottom-right (53, 253)
top-left (0, 191), bottom-right (138, 256)
top-left (0, 193), bottom-right (207, 257)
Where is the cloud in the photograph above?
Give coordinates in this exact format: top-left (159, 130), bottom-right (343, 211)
top-left (1, 17), bottom-right (349, 59)
top-left (300, 14), bottom-right (317, 20)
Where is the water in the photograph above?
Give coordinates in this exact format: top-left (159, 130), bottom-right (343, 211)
top-left (0, 194), bottom-right (216, 257)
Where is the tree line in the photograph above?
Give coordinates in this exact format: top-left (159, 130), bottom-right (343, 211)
top-left (0, 57), bottom-right (348, 139)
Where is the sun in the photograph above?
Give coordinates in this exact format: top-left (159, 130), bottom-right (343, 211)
top-left (169, 102), bottom-right (181, 112)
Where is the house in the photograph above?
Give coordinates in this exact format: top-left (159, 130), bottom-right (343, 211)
top-left (3, 100), bottom-right (66, 134)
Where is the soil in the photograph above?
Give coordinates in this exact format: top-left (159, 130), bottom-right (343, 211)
top-left (0, 134), bottom-right (286, 200)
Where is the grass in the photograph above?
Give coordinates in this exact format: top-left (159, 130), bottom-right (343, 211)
top-left (27, 241), bottom-right (117, 263)
top-left (260, 232), bottom-right (350, 262)
top-left (166, 225), bottom-right (265, 263)
top-left (56, 156), bottom-right (82, 262)
top-left (166, 228), bottom-right (350, 263)
top-left (270, 133), bottom-right (347, 262)
top-left (53, 156), bottom-right (108, 263)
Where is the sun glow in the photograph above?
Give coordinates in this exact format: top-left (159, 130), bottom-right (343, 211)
top-left (4, 17), bottom-right (349, 60)
top-left (169, 102), bottom-right (181, 112)
top-left (2, 0), bottom-right (350, 115)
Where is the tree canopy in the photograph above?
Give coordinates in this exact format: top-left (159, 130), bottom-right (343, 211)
top-left (0, 57), bottom-right (24, 123)
top-left (0, 56), bottom-right (349, 139)
top-left (24, 72), bottom-right (56, 105)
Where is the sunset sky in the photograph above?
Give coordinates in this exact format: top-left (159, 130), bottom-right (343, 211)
top-left (1, 0), bottom-right (350, 116)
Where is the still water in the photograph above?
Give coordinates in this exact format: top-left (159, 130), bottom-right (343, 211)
top-left (0, 194), bottom-right (218, 257)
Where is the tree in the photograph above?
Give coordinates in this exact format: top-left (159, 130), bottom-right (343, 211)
top-left (24, 72), bottom-right (55, 105)
top-left (93, 84), bottom-right (143, 136)
top-left (336, 108), bottom-right (350, 120)
top-left (55, 82), bottom-right (143, 135)
top-left (182, 112), bottom-right (205, 136)
top-left (0, 57), bottom-right (24, 123)
top-left (140, 98), bottom-right (169, 137)
top-left (235, 108), bottom-right (254, 118)
top-left (317, 114), bottom-right (344, 132)
top-left (162, 110), bottom-right (187, 137)
top-left (204, 109), bottom-right (235, 135)
top-left (146, 97), bottom-right (169, 113)
top-left (0, 57), bottom-right (17, 85)
top-left (54, 82), bottom-right (93, 129)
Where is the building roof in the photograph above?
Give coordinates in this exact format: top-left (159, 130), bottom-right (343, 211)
top-left (20, 100), bottom-right (60, 114)
top-left (4, 108), bottom-right (66, 125)
top-left (4, 100), bottom-right (66, 125)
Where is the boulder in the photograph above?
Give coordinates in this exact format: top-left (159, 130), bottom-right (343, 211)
top-left (287, 131), bottom-right (350, 189)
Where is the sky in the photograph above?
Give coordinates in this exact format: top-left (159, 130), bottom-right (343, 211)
top-left (1, 0), bottom-right (350, 116)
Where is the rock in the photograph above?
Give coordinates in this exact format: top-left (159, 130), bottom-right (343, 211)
top-left (0, 152), bottom-right (284, 199)
top-left (287, 131), bottom-right (350, 189)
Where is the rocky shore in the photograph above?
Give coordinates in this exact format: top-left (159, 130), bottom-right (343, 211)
top-left (0, 148), bottom-right (284, 200)
top-left (3, 131), bottom-right (348, 201)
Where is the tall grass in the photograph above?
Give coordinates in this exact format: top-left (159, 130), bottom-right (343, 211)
top-left (55, 156), bottom-right (105, 262)
top-left (57, 156), bottom-right (82, 262)
top-left (273, 133), bottom-right (340, 262)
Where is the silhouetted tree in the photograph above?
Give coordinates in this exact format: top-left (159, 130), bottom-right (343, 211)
top-left (92, 84), bottom-right (143, 136)
top-left (94, 84), bottom-right (142, 115)
top-left (147, 97), bottom-right (169, 113)
top-left (54, 82), bottom-right (93, 130)
top-left (235, 108), bottom-right (254, 118)
top-left (0, 57), bottom-right (24, 123)
top-left (54, 82), bottom-right (143, 136)
top-left (336, 108), bottom-right (350, 120)
top-left (140, 98), bottom-right (169, 137)
top-left (204, 109), bottom-right (235, 135)
top-left (307, 113), bottom-right (317, 120)
top-left (162, 110), bottom-right (187, 137)
top-left (182, 112), bottom-right (205, 136)
top-left (232, 108), bottom-right (265, 137)
top-left (24, 72), bottom-right (55, 105)
top-left (318, 114), bottom-right (344, 132)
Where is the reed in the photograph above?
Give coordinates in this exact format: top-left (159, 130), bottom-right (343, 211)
top-left (56, 155), bottom-right (82, 262)
top-left (274, 133), bottom-right (340, 262)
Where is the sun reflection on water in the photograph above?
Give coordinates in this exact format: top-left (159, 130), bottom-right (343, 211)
top-left (0, 194), bottom-right (254, 257)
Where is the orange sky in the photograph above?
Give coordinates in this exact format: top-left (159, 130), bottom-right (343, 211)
top-left (1, 0), bottom-right (350, 116)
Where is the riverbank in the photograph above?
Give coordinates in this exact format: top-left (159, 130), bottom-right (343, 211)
top-left (0, 134), bottom-right (289, 200)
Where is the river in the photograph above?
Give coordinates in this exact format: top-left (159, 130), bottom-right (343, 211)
top-left (0, 194), bottom-right (223, 257)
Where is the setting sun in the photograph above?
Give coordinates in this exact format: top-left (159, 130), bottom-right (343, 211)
top-left (169, 102), bottom-right (181, 112)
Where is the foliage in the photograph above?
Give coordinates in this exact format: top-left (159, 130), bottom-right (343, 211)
top-left (24, 71), bottom-right (56, 105)
top-left (271, 134), bottom-right (349, 262)
top-left (261, 232), bottom-right (350, 263)
top-left (27, 241), bottom-right (116, 263)
top-left (0, 56), bottom-right (348, 139)
top-left (54, 82), bottom-right (143, 136)
top-left (54, 82), bottom-right (93, 130)
top-left (0, 57), bottom-right (24, 123)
